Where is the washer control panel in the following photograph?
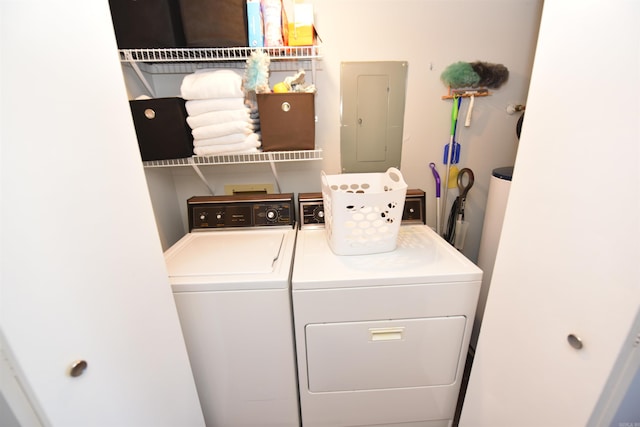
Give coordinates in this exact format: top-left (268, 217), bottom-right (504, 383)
top-left (298, 189), bottom-right (426, 229)
top-left (188, 193), bottom-right (295, 230)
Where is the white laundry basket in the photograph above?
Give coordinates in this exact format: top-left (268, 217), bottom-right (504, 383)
top-left (321, 167), bottom-right (408, 255)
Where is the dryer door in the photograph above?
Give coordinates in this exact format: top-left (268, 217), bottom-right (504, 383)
top-left (305, 316), bottom-right (466, 392)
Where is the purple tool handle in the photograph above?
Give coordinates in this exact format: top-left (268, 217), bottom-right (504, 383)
top-left (429, 163), bottom-right (441, 198)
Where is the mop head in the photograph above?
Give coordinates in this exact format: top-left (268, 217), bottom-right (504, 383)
top-left (243, 50), bottom-right (271, 94)
top-left (441, 61), bottom-right (510, 89)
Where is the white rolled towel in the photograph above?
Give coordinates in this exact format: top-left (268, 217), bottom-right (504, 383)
top-left (192, 120), bottom-right (253, 140)
top-left (193, 133), bottom-right (250, 147)
top-left (185, 97), bottom-right (247, 116)
top-left (181, 69), bottom-right (244, 100)
top-left (186, 108), bottom-right (250, 129)
top-left (193, 133), bottom-right (261, 156)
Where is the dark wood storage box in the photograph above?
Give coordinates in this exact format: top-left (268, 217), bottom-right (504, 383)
top-left (129, 98), bottom-right (194, 161)
top-left (178, 0), bottom-right (248, 47)
top-left (257, 93), bottom-right (315, 151)
top-left (108, 0), bottom-right (185, 48)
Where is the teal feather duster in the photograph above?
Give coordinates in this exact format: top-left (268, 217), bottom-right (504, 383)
top-left (243, 50), bottom-right (271, 94)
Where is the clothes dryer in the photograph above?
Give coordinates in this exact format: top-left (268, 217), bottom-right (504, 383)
top-left (293, 193), bottom-right (481, 427)
top-left (164, 194), bottom-right (299, 427)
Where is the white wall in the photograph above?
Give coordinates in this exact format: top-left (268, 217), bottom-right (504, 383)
top-left (131, 0), bottom-right (544, 257)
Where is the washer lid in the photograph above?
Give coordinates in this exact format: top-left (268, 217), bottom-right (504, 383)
top-left (166, 232), bottom-right (285, 277)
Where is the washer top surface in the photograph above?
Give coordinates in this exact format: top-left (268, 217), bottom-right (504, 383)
top-left (292, 225), bottom-right (482, 290)
top-left (165, 227), bottom-right (296, 292)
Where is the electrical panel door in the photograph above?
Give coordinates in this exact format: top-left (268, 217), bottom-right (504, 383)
top-left (340, 61), bottom-right (408, 173)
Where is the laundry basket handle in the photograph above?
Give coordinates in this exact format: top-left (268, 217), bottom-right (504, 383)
top-left (320, 170), bottom-right (329, 189)
top-left (385, 167), bottom-right (406, 187)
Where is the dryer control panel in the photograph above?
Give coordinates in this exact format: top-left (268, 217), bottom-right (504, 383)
top-left (188, 193), bottom-right (295, 230)
top-left (299, 189), bottom-right (426, 229)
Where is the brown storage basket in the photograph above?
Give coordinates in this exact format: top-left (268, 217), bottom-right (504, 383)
top-left (178, 0), bottom-right (248, 47)
top-left (129, 97), bottom-right (193, 161)
top-left (257, 93), bottom-right (315, 151)
top-left (108, 0), bottom-right (185, 48)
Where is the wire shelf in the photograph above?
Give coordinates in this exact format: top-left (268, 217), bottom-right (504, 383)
top-left (129, 58), bottom-right (320, 75)
top-left (120, 46), bottom-right (321, 63)
top-left (142, 149), bottom-right (323, 168)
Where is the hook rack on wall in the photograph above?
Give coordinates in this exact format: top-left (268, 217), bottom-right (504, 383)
top-left (441, 87), bottom-right (491, 100)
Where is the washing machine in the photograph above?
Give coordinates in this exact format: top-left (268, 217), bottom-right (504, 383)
top-left (293, 192), bottom-right (482, 427)
top-left (164, 194), bottom-right (299, 427)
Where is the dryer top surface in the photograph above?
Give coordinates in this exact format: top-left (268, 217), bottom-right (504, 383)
top-left (292, 225), bottom-right (482, 290)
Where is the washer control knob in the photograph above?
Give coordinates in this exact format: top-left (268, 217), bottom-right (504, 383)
top-left (199, 212), bottom-right (208, 221)
top-left (266, 209), bottom-right (278, 221)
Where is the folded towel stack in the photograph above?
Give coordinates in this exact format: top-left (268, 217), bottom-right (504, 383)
top-left (181, 69), bottom-right (261, 156)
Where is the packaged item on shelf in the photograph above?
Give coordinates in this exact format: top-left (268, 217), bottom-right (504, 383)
top-left (257, 93), bottom-right (315, 151)
top-left (178, 0), bottom-right (248, 47)
top-left (261, 0), bottom-right (288, 47)
top-left (129, 98), bottom-right (194, 161)
top-left (287, 3), bottom-right (314, 46)
top-left (108, 0), bottom-right (185, 48)
top-left (247, 0), bottom-right (264, 47)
